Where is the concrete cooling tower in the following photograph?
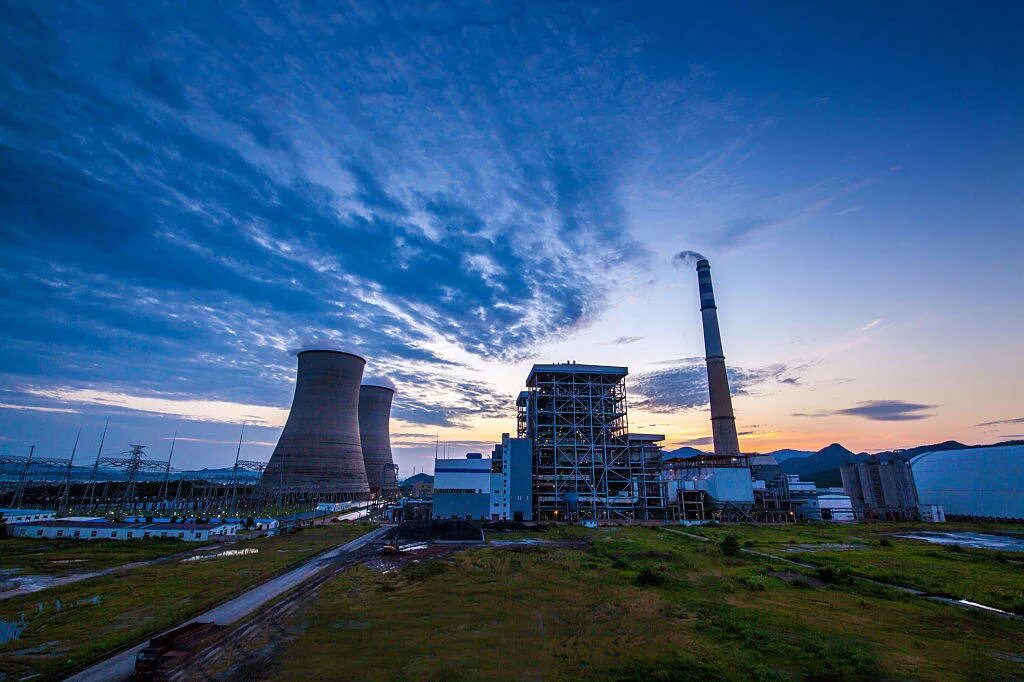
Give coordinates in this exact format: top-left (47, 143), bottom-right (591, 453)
top-left (260, 350), bottom-right (370, 500)
top-left (358, 383), bottom-right (398, 496)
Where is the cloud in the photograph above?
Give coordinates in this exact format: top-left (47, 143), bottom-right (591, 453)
top-left (793, 400), bottom-right (937, 422)
top-left (859, 318), bottom-right (883, 332)
top-left (603, 336), bottom-right (646, 346)
top-left (23, 387), bottom-right (290, 428)
top-left (0, 1), bottom-right (751, 435)
top-left (0, 402), bottom-right (81, 415)
top-left (631, 358), bottom-right (802, 412)
top-left (974, 417), bottom-right (1024, 428)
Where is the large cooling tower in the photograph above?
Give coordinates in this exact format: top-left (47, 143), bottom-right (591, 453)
top-left (696, 259), bottom-right (741, 457)
top-left (260, 350), bottom-right (370, 498)
top-left (358, 383), bottom-right (398, 495)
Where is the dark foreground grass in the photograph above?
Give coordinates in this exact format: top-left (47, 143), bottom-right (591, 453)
top-left (0, 523), bottom-right (372, 679)
top-left (0, 536), bottom-right (197, 577)
top-left (264, 526), bottom-right (1024, 681)
top-left (689, 522), bottom-right (1024, 613)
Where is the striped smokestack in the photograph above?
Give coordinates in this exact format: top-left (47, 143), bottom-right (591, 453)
top-left (696, 258), bottom-right (741, 457)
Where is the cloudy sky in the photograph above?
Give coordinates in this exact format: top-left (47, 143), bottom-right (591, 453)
top-left (1, 2), bottom-right (1022, 474)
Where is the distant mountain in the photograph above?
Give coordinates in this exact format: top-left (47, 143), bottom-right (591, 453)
top-left (870, 440), bottom-right (1024, 461)
top-left (766, 448), bottom-right (816, 463)
top-left (780, 443), bottom-right (865, 479)
top-left (400, 473), bottom-right (434, 486)
top-left (662, 446), bottom-right (711, 461)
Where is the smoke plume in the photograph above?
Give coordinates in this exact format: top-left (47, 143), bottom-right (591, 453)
top-left (673, 250), bottom-right (706, 268)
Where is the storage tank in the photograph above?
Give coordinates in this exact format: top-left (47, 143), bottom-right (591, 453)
top-left (358, 383), bottom-right (398, 495)
top-left (259, 350), bottom-right (370, 500)
top-left (910, 445), bottom-right (1024, 519)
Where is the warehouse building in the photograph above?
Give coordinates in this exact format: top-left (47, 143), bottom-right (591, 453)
top-left (911, 444), bottom-right (1024, 520)
top-left (8, 519), bottom-right (240, 541)
top-left (0, 508), bottom-right (56, 524)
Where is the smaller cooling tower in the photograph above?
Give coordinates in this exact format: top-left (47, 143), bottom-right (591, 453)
top-left (358, 383), bottom-right (398, 495)
top-left (260, 350), bottom-right (370, 499)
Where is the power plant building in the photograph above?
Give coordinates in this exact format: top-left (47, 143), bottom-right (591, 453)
top-left (910, 445), bottom-right (1024, 520)
top-left (259, 350), bottom-right (370, 503)
top-left (840, 458), bottom-right (920, 520)
top-left (432, 453), bottom-right (493, 520)
top-left (491, 434), bottom-right (533, 522)
top-left (517, 363), bottom-right (664, 521)
top-left (358, 384), bottom-right (399, 496)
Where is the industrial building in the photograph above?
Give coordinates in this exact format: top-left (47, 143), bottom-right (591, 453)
top-left (841, 458), bottom-right (920, 520)
top-left (516, 363), bottom-right (665, 520)
top-left (490, 434), bottom-right (533, 521)
top-left (910, 445), bottom-right (1024, 520)
top-left (259, 350), bottom-right (371, 504)
top-left (0, 508), bottom-right (56, 524)
top-left (359, 383), bottom-right (399, 496)
top-left (7, 519), bottom-right (240, 541)
top-left (431, 453), bottom-right (493, 520)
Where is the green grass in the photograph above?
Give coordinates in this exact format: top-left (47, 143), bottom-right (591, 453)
top-left (0, 523), bottom-right (373, 680)
top-left (687, 522), bottom-right (1024, 613)
top-left (0, 536), bottom-right (196, 577)
top-left (264, 525), bottom-right (1024, 681)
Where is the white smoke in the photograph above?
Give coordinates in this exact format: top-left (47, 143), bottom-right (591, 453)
top-left (673, 250), bottom-right (706, 268)
top-left (362, 375), bottom-right (397, 391)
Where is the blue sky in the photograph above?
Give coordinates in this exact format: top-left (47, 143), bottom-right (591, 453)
top-left (1, 2), bottom-right (1022, 474)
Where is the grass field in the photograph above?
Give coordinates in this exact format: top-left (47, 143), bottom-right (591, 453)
top-left (264, 525), bottom-right (1024, 681)
top-left (686, 521), bottom-right (1024, 614)
top-left (0, 536), bottom-right (199, 577)
top-left (0, 523), bottom-right (372, 679)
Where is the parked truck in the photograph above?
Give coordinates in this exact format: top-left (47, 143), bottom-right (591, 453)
top-left (134, 621), bottom-right (226, 678)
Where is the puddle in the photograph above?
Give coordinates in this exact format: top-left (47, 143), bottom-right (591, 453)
top-left (0, 616), bottom-right (27, 644)
top-left (780, 543), bottom-right (870, 553)
top-left (896, 531), bottom-right (1024, 552)
top-left (182, 548), bottom-right (259, 563)
top-left (76, 595), bottom-right (102, 606)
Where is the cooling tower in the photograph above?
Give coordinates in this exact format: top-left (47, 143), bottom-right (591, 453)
top-left (696, 259), bottom-right (741, 457)
top-left (358, 383), bottom-right (398, 495)
top-left (260, 350), bottom-right (370, 499)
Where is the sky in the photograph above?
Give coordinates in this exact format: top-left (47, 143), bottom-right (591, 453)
top-left (1, 1), bottom-right (1022, 475)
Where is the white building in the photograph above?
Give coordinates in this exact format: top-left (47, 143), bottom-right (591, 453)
top-left (432, 453), bottom-right (493, 520)
top-left (0, 509), bottom-right (56, 524)
top-left (8, 520), bottom-right (239, 542)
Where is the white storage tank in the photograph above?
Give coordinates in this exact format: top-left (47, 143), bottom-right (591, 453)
top-left (910, 445), bottom-right (1024, 520)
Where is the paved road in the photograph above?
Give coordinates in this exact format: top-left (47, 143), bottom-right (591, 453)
top-left (64, 525), bottom-right (390, 682)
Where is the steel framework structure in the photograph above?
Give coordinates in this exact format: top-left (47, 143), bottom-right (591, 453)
top-left (518, 364), bottom-right (660, 520)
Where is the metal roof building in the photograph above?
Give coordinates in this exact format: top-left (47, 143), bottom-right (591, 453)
top-left (910, 445), bottom-right (1024, 520)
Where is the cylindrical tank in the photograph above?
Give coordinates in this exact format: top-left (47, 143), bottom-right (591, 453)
top-left (260, 350), bottom-right (370, 498)
top-left (358, 384), bottom-right (398, 495)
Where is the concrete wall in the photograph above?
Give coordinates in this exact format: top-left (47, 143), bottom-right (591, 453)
top-left (432, 493), bottom-right (491, 520)
top-left (358, 385), bottom-right (397, 493)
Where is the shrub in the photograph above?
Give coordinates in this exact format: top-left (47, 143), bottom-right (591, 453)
top-left (720, 534), bottom-right (741, 557)
top-left (741, 574), bottom-right (770, 591)
top-left (879, 537), bottom-right (892, 547)
top-left (816, 566), bottom-right (850, 585)
top-left (636, 567), bottom-right (666, 587)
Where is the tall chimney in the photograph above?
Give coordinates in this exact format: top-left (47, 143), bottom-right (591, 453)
top-left (696, 259), bottom-right (741, 457)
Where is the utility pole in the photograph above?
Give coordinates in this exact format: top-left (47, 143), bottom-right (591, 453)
top-left (85, 419), bottom-right (109, 511)
top-left (57, 430), bottom-right (81, 515)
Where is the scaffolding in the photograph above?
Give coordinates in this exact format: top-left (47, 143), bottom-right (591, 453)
top-left (518, 363), bottom-right (662, 521)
